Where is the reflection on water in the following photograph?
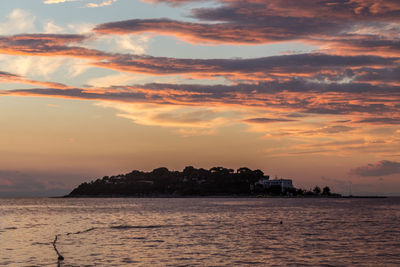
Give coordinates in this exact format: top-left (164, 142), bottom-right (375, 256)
top-left (0, 198), bottom-right (399, 266)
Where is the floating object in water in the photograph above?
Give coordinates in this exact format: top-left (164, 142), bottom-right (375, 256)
top-left (53, 235), bottom-right (64, 261)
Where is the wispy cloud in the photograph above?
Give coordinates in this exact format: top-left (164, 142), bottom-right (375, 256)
top-left (243, 118), bottom-right (297, 124)
top-left (3, 79), bottom-right (400, 123)
top-left (0, 70), bottom-right (71, 89)
top-left (43, 0), bottom-right (78, 4)
top-left (96, 102), bottom-right (231, 135)
top-left (87, 0), bottom-right (118, 8)
top-left (43, 0), bottom-right (119, 8)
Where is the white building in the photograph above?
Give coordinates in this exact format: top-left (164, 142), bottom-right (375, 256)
top-left (257, 176), bottom-right (294, 192)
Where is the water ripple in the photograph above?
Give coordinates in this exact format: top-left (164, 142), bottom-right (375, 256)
top-left (0, 197), bottom-right (399, 266)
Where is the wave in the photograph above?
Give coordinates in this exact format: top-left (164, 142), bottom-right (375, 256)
top-left (66, 227), bottom-right (97, 236)
top-left (110, 224), bottom-right (167, 229)
top-left (4, 227), bottom-right (17, 230)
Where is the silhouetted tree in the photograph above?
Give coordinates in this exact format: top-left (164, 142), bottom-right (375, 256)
top-left (152, 167), bottom-right (169, 177)
top-left (296, 188), bottom-right (304, 195)
top-left (322, 186), bottom-right (331, 196)
top-left (313, 186), bottom-right (321, 195)
top-left (237, 167), bottom-right (251, 174)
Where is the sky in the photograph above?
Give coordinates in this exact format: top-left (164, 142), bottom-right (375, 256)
top-left (0, 0), bottom-right (399, 196)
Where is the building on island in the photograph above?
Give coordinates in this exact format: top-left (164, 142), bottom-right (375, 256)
top-left (256, 176), bottom-right (294, 192)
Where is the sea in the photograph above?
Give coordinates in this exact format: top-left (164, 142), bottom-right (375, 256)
top-left (0, 197), bottom-right (399, 266)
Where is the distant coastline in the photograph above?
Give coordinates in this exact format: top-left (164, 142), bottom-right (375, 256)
top-left (66, 166), bottom-right (347, 198)
top-left (63, 195), bottom-right (386, 199)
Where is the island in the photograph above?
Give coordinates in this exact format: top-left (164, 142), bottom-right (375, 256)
top-left (66, 166), bottom-right (341, 197)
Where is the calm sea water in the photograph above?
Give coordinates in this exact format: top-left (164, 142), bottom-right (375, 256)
top-left (0, 197), bottom-right (399, 266)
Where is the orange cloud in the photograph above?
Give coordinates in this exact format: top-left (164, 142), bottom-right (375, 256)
top-left (0, 70), bottom-right (71, 89)
top-left (0, 34), bottom-right (108, 59)
top-left (2, 79), bottom-right (400, 125)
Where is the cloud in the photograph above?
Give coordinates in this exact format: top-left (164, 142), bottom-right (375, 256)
top-left (86, 73), bottom-right (141, 87)
top-left (0, 55), bottom-right (69, 78)
top-left (0, 70), bottom-right (70, 89)
top-left (0, 3), bottom-right (398, 133)
top-left (66, 23), bottom-right (95, 34)
top-left (243, 117), bottom-right (297, 123)
top-left (0, 3), bottom-right (395, 84)
top-left (87, 0), bottom-right (118, 8)
top-left (43, 0), bottom-right (78, 4)
top-left (148, 0), bottom-right (400, 21)
top-left (263, 125), bottom-right (358, 140)
top-left (0, 170), bottom-right (70, 196)
top-left (0, 34), bottom-right (108, 60)
top-left (350, 160), bottom-right (400, 176)
top-left (94, 18), bottom-right (302, 44)
top-left (0, 9), bottom-right (36, 35)
top-left (3, 78), bottom-right (400, 128)
top-left (1, 87), bottom-right (148, 102)
top-left (96, 102), bottom-right (232, 135)
top-left (304, 125), bottom-right (355, 135)
top-left (141, 0), bottom-right (193, 4)
top-left (2, 34), bottom-right (398, 84)
top-left (114, 35), bottom-right (150, 54)
top-left (93, 53), bottom-right (399, 82)
top-left (92, 0), bottom-right (400, 57)
top-left (357, 118), bottom-right (400, 125)
top-left (43, 20), bottom-right (64, 33)
top-left (91, 34), bottom-right (151, 55)
top-left (1, 75), bottom-right (399, 149)
top-left (43, 0), bottom-right (119, 7)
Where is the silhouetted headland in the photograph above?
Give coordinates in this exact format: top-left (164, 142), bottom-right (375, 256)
top-left (66, 166), bottom-right (344, 198)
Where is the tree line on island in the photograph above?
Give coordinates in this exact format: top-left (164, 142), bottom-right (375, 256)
top-left (68, 166), bottom-right (339, 197)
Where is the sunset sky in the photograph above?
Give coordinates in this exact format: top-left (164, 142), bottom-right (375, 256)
top-left (0, 0), bottom-right (399, 196)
